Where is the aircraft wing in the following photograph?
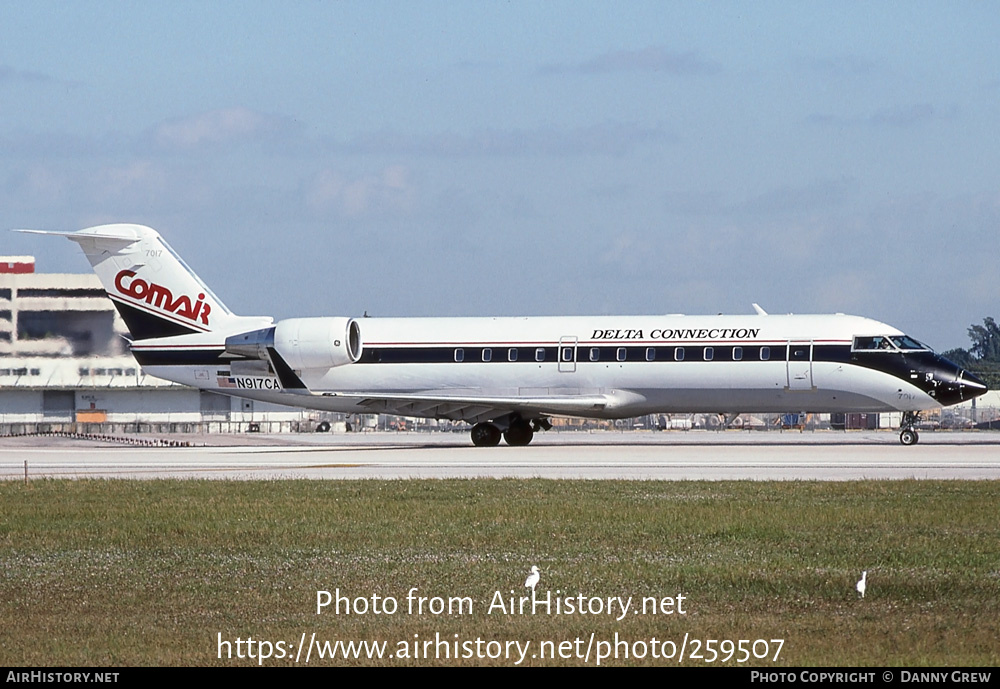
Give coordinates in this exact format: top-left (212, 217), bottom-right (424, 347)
top-left (264, 341), bottom-right (637, 423)
top-left (316, 391), bottom-right (617, 423)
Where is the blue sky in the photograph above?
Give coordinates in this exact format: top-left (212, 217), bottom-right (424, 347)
top-left (3, 1), bottom-right (998, 350)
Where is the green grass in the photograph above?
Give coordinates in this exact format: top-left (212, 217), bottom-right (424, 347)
top-left (1, 480), bottom-right (998, 666)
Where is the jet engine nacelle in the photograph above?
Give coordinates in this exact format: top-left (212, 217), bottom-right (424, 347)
top-left (275, 317), bottom-right (362, 370)
top-left (225, 317), bottom-right (362, 370)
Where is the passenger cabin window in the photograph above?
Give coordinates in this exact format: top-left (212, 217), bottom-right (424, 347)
top-left (760, 346), bottom-right (770, 361)
top-left (589, 348), bottom-right (599, 362)
top-left (704, 347), bottom-right (714, 361)
top-left (674, 347), bottom-right (685, 361)
top-left (733, 346), bottom-right (743, 361)
top-left (535, 348), bottom-right (545, 362)
top-left (482, 348), bottom-right (492, 362)
top-left (454, 348), bottom-right (464, 362)
top-left (561, 347), bottom-right (574, 362)
top-left (616, 347), bottom-right (626, 362)
top-left (646, 347), bottom-right (655, 361)
top-left (508, 348), bottom-right (518, 362)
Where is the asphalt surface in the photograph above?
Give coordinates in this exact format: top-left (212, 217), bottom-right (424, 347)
top-left (2, 430), bottom-right (999, 480)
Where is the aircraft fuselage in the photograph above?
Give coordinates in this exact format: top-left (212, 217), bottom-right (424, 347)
top-left (136, 313), bottom-right (975, 419)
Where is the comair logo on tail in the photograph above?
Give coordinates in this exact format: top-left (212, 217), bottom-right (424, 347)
top-left (15, 223), bottom-right (275, 342)
top-left (114, 269), bottom-right (211, 326)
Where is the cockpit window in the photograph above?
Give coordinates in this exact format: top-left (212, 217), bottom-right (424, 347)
top-left (853, 335), bottom-right (931, 352)
top-left (853, 336), bottom-right (892, 351)
top-left (888, 335), bottom-right (930, 351)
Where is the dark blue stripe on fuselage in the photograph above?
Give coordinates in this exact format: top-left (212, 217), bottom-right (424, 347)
top-left (132, 349), bottom-right (230, 366)
top-left (357, 344), bottom-right (852, 365)
top-left (129, 342), bottom-right (979, 405)
top-left (133, 343), bottom-right (852, 367)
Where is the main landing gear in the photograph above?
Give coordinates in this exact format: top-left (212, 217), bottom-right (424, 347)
top-left (470, 416), bottom-right (550, 447)
top-left (899, 411), bottom-right (920, 446)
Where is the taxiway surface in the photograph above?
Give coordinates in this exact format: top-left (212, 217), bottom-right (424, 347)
top-left (2, 431), bottom-right (999, 480)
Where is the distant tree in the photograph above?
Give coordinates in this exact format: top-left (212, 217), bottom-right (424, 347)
top-left (968, 317), bottom-right (1000, 362)
top-left (946, 317), bottom-right (1000, 389)
top-left (941, 347), bottom-right (976, 369)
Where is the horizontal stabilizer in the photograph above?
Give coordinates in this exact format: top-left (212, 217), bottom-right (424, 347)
top-left (14, 228), bottom-right (142, 245)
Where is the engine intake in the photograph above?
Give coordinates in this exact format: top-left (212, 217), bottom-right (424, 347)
top-left (225, 317), bottom-right (361, 370)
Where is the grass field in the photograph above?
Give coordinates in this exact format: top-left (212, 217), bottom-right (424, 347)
top-left (2, 479), bottom-right (998, 666)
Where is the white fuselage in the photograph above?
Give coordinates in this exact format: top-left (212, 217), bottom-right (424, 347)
top-left (142, 312), bottom-right (939, 418)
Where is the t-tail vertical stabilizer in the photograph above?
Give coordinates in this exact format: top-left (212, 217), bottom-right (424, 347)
top-left (18, 224), bottom-right (272, 339)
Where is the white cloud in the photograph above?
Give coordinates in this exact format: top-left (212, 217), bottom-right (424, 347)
top-left (807, 103), bottom-right (956, 128)
top-left (541, 47), bottom-right (721, 76)
top-left (869, 103), bottom-right (941, 127)
top-left (338, 122), bottom-right (664, 157)
top-left (0, 64), bottom-right (61, 85)
top-left (305, 165), bottom-right (417, 218)
top-left (92, 161), bottom-right (168, 201)
top-left (804, 55), bottom-right (878, 78)
top-left (151, 107), bottom-right (292, 150)
top-left (2, 160), bottom-right (201, 215)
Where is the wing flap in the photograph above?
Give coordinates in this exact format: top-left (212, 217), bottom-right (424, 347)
top-left (324, 391), bottom-right (614, 423)
top-left (263, 346), bottom-right (639, 422)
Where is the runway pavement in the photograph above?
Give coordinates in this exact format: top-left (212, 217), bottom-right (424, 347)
top-left (2, 430), bottom-right (999, 480)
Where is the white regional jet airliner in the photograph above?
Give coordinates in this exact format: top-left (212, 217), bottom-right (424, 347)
top-left (23, 224), bottom-right (987, 446)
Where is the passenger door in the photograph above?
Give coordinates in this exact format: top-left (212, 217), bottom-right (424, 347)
top-left (786, 340), bottom-right (814, 390)
top-left (558, 336), bottom-right (578, 373)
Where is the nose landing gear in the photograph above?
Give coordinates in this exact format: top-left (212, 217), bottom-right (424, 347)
top-left (899, 411), bottom-right (920, 446)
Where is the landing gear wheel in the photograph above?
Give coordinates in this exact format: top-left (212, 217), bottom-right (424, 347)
top-left (899, 411), bottom-right (921, 446)
top-left (471, 422), bottom-right (502, 447)
top-left (504, 420), bottom-right (534, 446)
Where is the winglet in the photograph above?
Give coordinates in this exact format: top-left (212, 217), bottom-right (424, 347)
top-left (752, 303), bottom-right (768, 316)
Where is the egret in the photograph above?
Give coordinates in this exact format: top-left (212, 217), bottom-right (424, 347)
top-left (525, 565), bottom-right (540, 592)
top-left (856, 570), bottom-right (867, 598)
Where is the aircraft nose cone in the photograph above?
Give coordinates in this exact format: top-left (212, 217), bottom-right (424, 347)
top-left (935, 366), bottom-right (989, 406)
top-left (926, 356), bottom-right (989, 406)
top-left (960, 369), bottom-right (989, 399)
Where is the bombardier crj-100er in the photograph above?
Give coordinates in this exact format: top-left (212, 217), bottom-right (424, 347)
top-left (22, 224), bottom-right (987, 446)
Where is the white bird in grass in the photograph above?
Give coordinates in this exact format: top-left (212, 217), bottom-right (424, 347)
top-left (525, 565), bottom-right (540, 592)
top-left (856, 570), bottom-right (867, 598)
